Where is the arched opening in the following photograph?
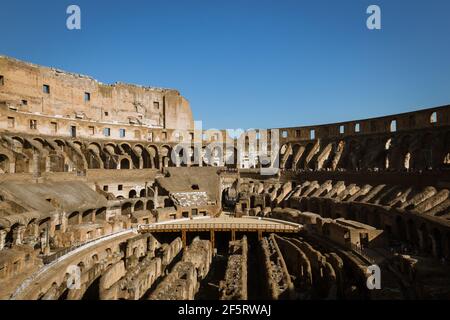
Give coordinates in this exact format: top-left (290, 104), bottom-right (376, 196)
top-left (147, 146), bottom-right (159, 169)
top-left (87, 145), bottom-right (102, 169)
top-left (139, 189), bottom-right (146, 197)
top-left (121, 203), bottom-right (132, 216)
top-left (134, 200), bottom-right (144, 211)
top-left (95, 207), bottom-right (107, 221)
top-left (0, 154), bottom-right (10, 173)
top-left (141, 147), bottom-right (151, 168)
top-left (146, 200), bottom-right (154, 210)
top-left (121, 144), bottom-right (139, 169)
top-left (38, 218), bottom-right (51, 237)
top-left (23, 219), bottom-right (37, 244)
top-left (164, 198), bottom-right (174, 207)
top-left (81, 276), bottom-right (101, 300)
top-left (68, 212), bottom-right (79, 225)
top-left (404, 152), bottom-right (411, 170)
top-left (160, 146), bottom-right (171, 168)
top-left (128, 190), bottom-right (137, 199)
top-left (103, 144), bottom-right (119, 169)
top-left (430, 111), bottom-right (437, 124)
top-left (82, 210), bottom-right (93, 223)
top-left (390, 119), bottom-right (397, 132)
top-left (120, 158), bottom-right (130, 170)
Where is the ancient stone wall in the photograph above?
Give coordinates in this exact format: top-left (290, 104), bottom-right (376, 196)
top-left (220, 236), bottom-right (248, 300)
top-left (0, 56), bottom-right (193, 131)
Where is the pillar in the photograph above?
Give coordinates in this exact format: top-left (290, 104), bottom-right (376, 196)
top-left (210, 230), bottom-right (215, 250)
top-left (45, 155), bottom-right (52, 172)
top-left (182, 230), bottom-right (187, 249)
top-left (154, 186), bottom-right (159, 209)
top-left (0, 229), bottom-right (7, 250)
top-left (13, 225), bottom-right (26, 245)
top-left (231, 230), bottom-right (236, 242)
top-left (32, 152), bottom-right (40, 177)
top-left (258, 230), bottom-right (263, 241)
top-left (9, 161), bottom-right (15, 173)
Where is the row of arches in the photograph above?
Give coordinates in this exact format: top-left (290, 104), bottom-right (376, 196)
top-left (280, 130), bottom-right (450, 171)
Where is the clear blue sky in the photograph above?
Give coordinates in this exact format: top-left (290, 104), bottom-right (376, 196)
top-left (1, 0), bottom-right (450, 129)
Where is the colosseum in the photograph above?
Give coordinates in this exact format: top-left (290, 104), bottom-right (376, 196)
top-left (0, 55), bottom-right (449, 300)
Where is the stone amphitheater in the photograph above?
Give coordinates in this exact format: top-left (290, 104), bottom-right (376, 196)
top-left (0, 55), bottom-right (449, 300)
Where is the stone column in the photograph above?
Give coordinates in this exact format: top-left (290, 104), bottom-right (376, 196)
top-left (13, 225), bottom-right (26, 245)
top-left (0, 229), bottom-right (7, 250)
top-left (154, 186), bottom-right (159, 209)
top-left (32, 152), bottom-right (40, 177)
top-left (45, 155), bottom-right (52, 172)
top-left (9, 161), bottom-right (15, 173)
top-left (150, 157), bottom-right (155, 169)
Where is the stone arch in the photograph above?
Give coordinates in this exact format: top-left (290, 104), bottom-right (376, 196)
top-left (164, 198), bottom-right (174, 207)
top-left (160, 145), bottom-right (172, 168)
top-left (121, 202), bottom-right (132, 216)
top-left (68, 211), bottom-right (80, 225)
top-left (134, 200), bottom-right (144, 211)
top-left (11, 137), bottom-right (30, 173)
top-left (121, 143), bottom-right (139, 169)
top-left (147, 145), bottom-right (159, 169)
top-left (38, 218), bottom-right (51, 234)
top-left (419, 132), bottom-right (435, 170)
top-left (134, 144), bottom-right (151, 168)
top-left (139, 189), bottom-right (146, 197)
top-left (0, 154), bottom-right (10, 173)
top-left (82, 209), bottom-right (94, 223)
top-left (128, 190), bottom-right (137, 198)
top-left (87, 143), bottom-right (102, 169)
top-left (22, 219), bottom-right (38, 245)
top-left (344, 139), bottom-right (362, 171)
top-left (95, 207), bottom-right (107, 221)
top-left (146, 200), bottom-right (154, 210)
top-left (120, 158), bottom-right (130, 170)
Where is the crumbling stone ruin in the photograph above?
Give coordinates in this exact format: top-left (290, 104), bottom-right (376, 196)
top-left (149, 237), bottom-right (212, 300)
top-left (219, 236), bottom-right (248, 300)
top-left (0, 56), bottom-right (450, 300)
top-left (260, 234), bottom-right (295, 299)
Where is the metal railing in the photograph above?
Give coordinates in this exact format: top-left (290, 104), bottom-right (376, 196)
top-left (42, 230), bottom-right (132, 265)
top-left (138, 222), bottom-right (300, 232)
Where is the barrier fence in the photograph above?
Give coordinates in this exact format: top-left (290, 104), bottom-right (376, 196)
top-left (138, 222), bottom-right (300, 233)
